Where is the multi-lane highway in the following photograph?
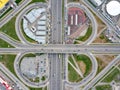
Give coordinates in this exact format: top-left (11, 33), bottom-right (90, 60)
top-left (49, 54), bottom-right (62, 90)
top-left (49, 0), bottom-right (63, 90)
top-left (50, 0), bottom-right (62, 44)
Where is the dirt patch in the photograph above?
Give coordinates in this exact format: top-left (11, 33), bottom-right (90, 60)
top-left (93, 14), bottom-right (107, 39)
top-left (77, 61), bottom-right (86, 74)
top-left (96, 55), bottom-right (115, 63)
top-left (65, 86), bottom-right (74, 90)
top-left (69, 24), bottom-right (88, 39)
top-left (94, 14), bottom-right (106, 34)
top-left (92, 14), bottom-right (109, 43)
top-left (95, 55), bottom-right (115, 73)
top-left (93, 36), bottom-right (108, 43)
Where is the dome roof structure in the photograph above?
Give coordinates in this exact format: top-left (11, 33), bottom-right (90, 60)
top-left (106, 1), bottom-right (120, 16)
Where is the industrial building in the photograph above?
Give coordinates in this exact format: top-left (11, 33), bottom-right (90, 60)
top-left (0, 0), bottom-right (9, 9)
top-left (25, 8), bottom-right (46, 23)
top-left (23, 8), bottom-right (50, 44)
top-left (0, 77), bottom-right (12, 90)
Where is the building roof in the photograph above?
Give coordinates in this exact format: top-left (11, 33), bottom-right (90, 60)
top-left (106, 1), bottom-right (120, 16)
top-left (90, 0), bottom-right (103, 6)
top-left (0, 0), bottom-right (9, 9)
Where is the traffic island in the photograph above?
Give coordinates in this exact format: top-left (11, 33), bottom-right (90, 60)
top-left (18, 3), bottom-right (51, 44)
top-left (0, 16), bottom-right (20, 41)
top-left (64, 3), bottom-right (96, 45)
top-left (0, 39), bottom-right (14, 48)
top-left (67, 54), bottom-right (92, 82)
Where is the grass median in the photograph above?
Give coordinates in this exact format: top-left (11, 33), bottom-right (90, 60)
top-left (0, 39), bottom-right (13, 48)
top-left (0, 16), bottom-right (20, 41)
top-left (0, 54), bottom-right (16, 76)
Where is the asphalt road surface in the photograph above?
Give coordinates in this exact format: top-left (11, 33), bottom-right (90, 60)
top-left (0, 44), bottom-right (119, 54)
top-left (49, 0), bottom-right (63, 90)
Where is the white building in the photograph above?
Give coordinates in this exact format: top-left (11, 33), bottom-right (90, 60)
top-left (37, 26), bottom-right (46, 30)
top-left (68, 26), bottom-right (71, 35)
top-left (106, 1), bottom-right (120, 16)
top-left (36, 36), bottom-right (46, 44)
top-left (23, 8), bottom-right (49, 44)
top-left (38, 20), bottom-right (46, 25)
top-left (40, 15), bottom-right (47, 20)
top-left (26, 13), bottom-right (36, 23)
top-left (36, 31), bottom-right (46, 36)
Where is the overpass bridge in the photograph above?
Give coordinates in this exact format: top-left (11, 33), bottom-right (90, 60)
top-left (0, 44), bottom-right (120, 54)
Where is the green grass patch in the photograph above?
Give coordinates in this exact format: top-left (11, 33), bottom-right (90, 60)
top-left (68, 63), bottom-right (82, 82)
top-left (23, 53), bottom-right (36, 57)
top-left (99, 33), bottom-right (105, 39)
top-left (102, 68), bottom-right (120, 83)
top-left (44, 86), bottom-right (47, 90)
top-left (41, 76), bottom-right (46, 81)
top-left (29, 88), bottom-right (42, 90)
top-left (73, 54), bottom-right (92, 77)
top-left (118, 64), bottom-right (120, 68)
top-left (68, 56), bottom-right (76, 67)
top-left (95, 85), bottom-right (112, 90)
top-left (15, 0), bottom-right (22, 4)
top-left (0, 8), bottom-right (12, 19)
top-left (0, 54), bottom-right (16, 75)
top-left (0, 16), bottom-right (20, 41)
top-left (74, 40), bottom-right (79, 44)
top-left (88, 0), bottom-right (97, 8)
top-left (62, 0), bottom-right (64, 17)
top-left (76, 26), bottom-right (92, 41)
top-left (100, 32), bottom-right (111, 43)
top-left (29, 77), bottom-right (40, 82)
top-left (96, 57), bottom-right (105, 74)
top-left (0, 39), bottom-right (13, 48)
top-left (68, 0), bottom-right (79, 2)
top-left (30, 0), bottom-right (46, 3)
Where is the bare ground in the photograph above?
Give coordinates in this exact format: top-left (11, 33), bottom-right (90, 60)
top-left (77, 61), bottom-right (86, 74)
top-left (95, 55), bottom-right (116, 73)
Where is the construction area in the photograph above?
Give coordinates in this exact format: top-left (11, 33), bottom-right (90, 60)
top-left (65, 4), bottom-right (90, 44)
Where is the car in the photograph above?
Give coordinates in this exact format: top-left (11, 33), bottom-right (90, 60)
top-left (58, 54), bottom-right (61, 58)
top-left (53, 73), bottom-right (55, 77)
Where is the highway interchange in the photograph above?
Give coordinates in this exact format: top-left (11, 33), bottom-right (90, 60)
top-left (0, 0), bottom-right (120, 90)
